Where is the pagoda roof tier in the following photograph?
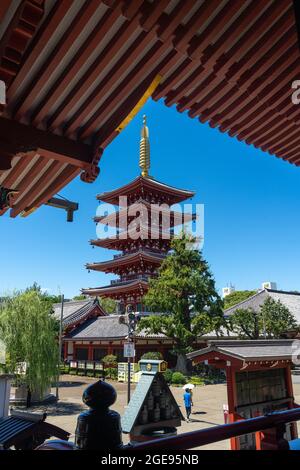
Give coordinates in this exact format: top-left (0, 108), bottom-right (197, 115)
top-left (90, 225), bottom-right (174, 250)
top-left (94, 199), bottom-right (197, 228)
top-left (97, 176), bottom-right (195, 206)
top-left (86, 249), bottom-right (166, 273)
top-left (82, 279), bottom-right (149, 298)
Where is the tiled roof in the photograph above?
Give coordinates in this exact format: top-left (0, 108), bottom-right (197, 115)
top-left (52, 298), bottom-right (106, 328)
top-left (224, 289), bottom-right (300, 324)
top-left (97, 176), bottom-right (195, 205)
top-left (121, 373), bottom-right (155, 433)
top-left (187, 339), bottom-right (295, 362)
top-left (66, 314), bottom-right (167, 341)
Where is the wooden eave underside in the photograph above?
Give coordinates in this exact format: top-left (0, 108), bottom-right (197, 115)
top-left (1, 0), bottom-right (300, 217)
top-left (86, 249), bottom-right (165, 272)
top-left (82, 279), bottom-right (149, 297)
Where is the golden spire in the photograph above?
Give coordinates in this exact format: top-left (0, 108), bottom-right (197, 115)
top-left (139, 114), bottom-right (150, 177)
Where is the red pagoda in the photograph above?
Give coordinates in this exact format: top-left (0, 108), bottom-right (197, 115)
top-left (82, 117), bottom-right (195, 313)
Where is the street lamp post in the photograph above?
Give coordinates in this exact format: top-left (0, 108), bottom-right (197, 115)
top-left (119, 304), bottom-right (140, 404)
top-left (56, 294), bottom-right (64, 401)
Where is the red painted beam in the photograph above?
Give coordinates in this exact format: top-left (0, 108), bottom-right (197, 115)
top-left (7, 0), bottom-right (74, 99)
top-left (0, 0), bottom-right (13, 24)
top-left (23, 164), bottom-right (80, 214)
top-left (30, 4), bottom-right (123, 126)
top-left (14, 0), bottom-right (101, 120)
top-left (48, 13), bottom-right (141, 132)
top-left (0, 116), bottom-right (92, 167)
top-left (76, 37), bottom-right (167, 139)
top-left (10, 159), bottom-right (63, 217)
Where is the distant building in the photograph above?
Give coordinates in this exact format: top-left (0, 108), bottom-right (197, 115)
top-left (261, 281), bottom-right (277, 290)
top-left (222, 286), bottom-right (235, 298)
top-left (224, 288), bottom-right (300, 331)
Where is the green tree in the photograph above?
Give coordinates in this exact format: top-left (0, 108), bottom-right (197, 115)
top-left (73, 295), bottom-right (86, 301)
top-left (261, 297), bottom-right (298, 338)
top-left (223, 290), bottom-right (256, 309)
top-left (227, 308), bottom-right (260, 339)
top-left (228, 297), bottom-right (298, 339)
top-left (25, 282), bottom-right (62, 306)
top-left (72, 295), bottom-right (116, 314)
top-left (141, 351), bottom-right (163, 360)
top-left (138, 232), bottom-right (224, 373)
top-left (0, 290), bottom-right (59, 406)
top-left (99, 297), bottom-right (117, 314)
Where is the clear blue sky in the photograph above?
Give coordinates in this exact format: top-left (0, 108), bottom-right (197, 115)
top-left (1, 98), bottom-right (300, 298)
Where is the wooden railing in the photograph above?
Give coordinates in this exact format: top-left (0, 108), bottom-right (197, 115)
top-left (126, 408), bottom-right (300, 451)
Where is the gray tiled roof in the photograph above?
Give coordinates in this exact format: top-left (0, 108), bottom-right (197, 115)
top-left (53, 298), bottom-right (106, 328)
top-left (187, 339), bottom-right (295, 362)
top-left (224, 289), bottom-right (300, 324)
top-left (66, 314), bottom-right (167, 340)
top-left (67, 315), bottom-right (128, 339)
top-left (121, 373), bottom-right (155, 433)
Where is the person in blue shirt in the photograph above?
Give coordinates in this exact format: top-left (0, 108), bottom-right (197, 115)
top-left (183, 389), bottom-right (192, 422)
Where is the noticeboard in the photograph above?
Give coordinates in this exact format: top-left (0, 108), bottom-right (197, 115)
top-left (124, 342), bottom-right (135, 358)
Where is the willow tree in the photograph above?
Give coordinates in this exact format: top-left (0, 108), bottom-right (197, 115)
top-left (0, 289), bottom-right (59, 406)
top-left (138, 232), bottom-right (224, 374)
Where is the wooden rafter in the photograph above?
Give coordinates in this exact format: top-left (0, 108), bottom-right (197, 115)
top-left (0, 117), bottom-right (92, 168)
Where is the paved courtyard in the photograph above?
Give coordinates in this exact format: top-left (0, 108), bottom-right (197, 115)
top-left (24, 374), bottom-right (300, 451)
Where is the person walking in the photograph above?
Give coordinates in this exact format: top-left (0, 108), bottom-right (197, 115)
top-left (183, 388), bottom-right (192, 422)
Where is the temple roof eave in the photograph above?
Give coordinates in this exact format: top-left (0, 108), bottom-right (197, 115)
top-left (86, 250), bottom-right (165, 272)
top-left (82, 280), bottom-right (149, 297)
top-left (96, 176), bottom-right (195, 205)
top-left (90, 227), bottom-right (174, 249)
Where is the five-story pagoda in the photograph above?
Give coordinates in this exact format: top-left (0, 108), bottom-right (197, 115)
top-left (82, 117), bottom-right (195, 313)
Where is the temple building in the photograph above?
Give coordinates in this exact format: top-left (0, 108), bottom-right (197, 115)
top-left (61, 117), bottom-right (203, 364)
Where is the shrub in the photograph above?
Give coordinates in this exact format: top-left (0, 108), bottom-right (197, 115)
top-left (189, 376), bottom-right (205, 386)
top-left (171, 372), bottom-right (187, 385)
top-left (141, 352), bottom-right (163, 360)
top-left (163, 369), bottom-right (173, 384)
top-left (102, 354), bottom-right (117, 365)
top-left (105, 367), bottom-right (117, 380)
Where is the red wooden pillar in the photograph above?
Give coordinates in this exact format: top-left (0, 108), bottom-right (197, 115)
top-left (226, 364), bottom-right (239, 450)
top-left (108, 342), bottom-right (113, 355)
top-left (63, 342), bottom-right (68, 361)
top-left (88, 343), bottom-right (93, 361)
top-left (285, 364), bottom-right (298, 439)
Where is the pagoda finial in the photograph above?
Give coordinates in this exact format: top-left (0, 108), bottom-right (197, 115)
top-left (139, 114), bottom-right (150, 178)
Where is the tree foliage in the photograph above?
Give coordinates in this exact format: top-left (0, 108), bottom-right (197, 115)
top-left (0, 290), bottom-right (59, 397)
top-left (141, 351), bottom-right (163, 360)
top-left (72, 295), bottom-right (117, 314)
top-left (72, 295), bottom-right (86, 301)
top-left (227, 297), bottom-right (298, 339)
top-left (223, 290), bottom-right (256, 309)
top-left (138, 232), bottom-right (224, 372)
top-left (99, 297), bottom-right (117, 314)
